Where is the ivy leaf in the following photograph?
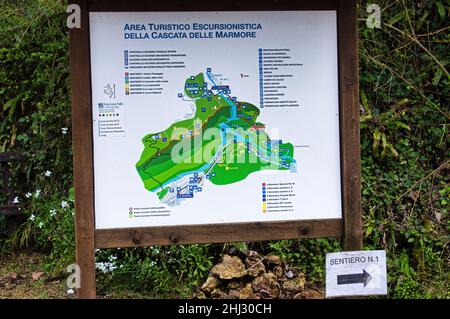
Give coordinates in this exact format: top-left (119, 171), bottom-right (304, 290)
top-left (381, 133), bottom-right (387, 149)
top-left (361, 114), bottom-right (373, 123)
top-left (69, 186), bottom-right (75, 202)
top-left (388, 12), bottom-right (403, 25)
top-left (417, 11), bottom-right (429, 30)
top-left (387, 143), bottom-right (399, 158)
top-left (436, 2), bottom-right (446, 19)
top-left (396, 121), bottom-right (411, 131)
top-left (432, 68), bottom-right (443, 86)
top-left (3, 93), bottom-right (24, 120)
top-left (360, 90), bottom-right (371, 115)
top-left (373, 129), bottom-right (381, 153)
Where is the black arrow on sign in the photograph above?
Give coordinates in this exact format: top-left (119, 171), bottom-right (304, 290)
top-left (337, 269), bottom-right (372, 287)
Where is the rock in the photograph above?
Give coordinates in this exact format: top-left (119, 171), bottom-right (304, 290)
top-left (8, 272), bottom-right (18, 280)
top-left (31, 271), bottom-right (44, 281)
top-left (284, 270), bottom-right (294, 278)
top-left (199, 250), bottom-right (318, 300)
top-left (294, 289), bottom-right (324, 299)
top-left (239, 283), bottom-right (254, 299)
top-left (201, 276), bottom-right (221, 294)
top-left (228, 246), bottom-right (238, 255)
top-left (247, 264), bottom-right (265, 277)
top-left (293, 292), bottom-right (303, 299)
top-left (211, 288), bottom-right (228, 299)
top-left (245, 250), bottom-right (263, 258)
top-left (228, 289), bottom-right (241, 299)
top-left (282, 273), bottom-right (306, 292)
top-left (245, 254), bottom-right (266, 277)
top-left (211, 255), bottom-right (246, 280)
top-left (227, 281), bottom-right (242, 290)
top-left (251, 273), bottom-right (280, 299)
top-left (273, 266), bottom-right (283, 277)
top-left (265, 255), bottom-right (282, 265)
top-left (193, 291), bottom-right (207, 299)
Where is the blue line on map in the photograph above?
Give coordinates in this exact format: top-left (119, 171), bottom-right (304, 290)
top-left (206, 70), bottom-right (237, 121)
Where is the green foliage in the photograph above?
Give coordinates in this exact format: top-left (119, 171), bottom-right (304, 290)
top-left (0, 0), bottom-right (448, 298)
top-left (95, 245), bottom-right (217, 297)
top-left (358, 0), bottom-right (449, 298)
top-left (8, 189), bottom-right (76, 271)
top-left (268, 239), bottom-right (341, 283)
top-left (388, 250), bottom-right (423, 298)
top-left (0, 0), bottom-right (74, 269)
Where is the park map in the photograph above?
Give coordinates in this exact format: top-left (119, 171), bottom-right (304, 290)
top-left (136, 69), bottom-right (296, 206)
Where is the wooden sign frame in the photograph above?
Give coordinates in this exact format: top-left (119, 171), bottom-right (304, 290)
top-left (69, 0), bottom-right (361, 298)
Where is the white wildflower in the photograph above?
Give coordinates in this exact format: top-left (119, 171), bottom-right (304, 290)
top-left (25, 192), bottom-right (32, 198)
top-left (95, 262), bottom-right (105, 272)
top-left (95, 262), bottom-right (117, 273)
top-left (29, 214), bottom-right (35, 221)
top-left (61, 127), bottom-right (68, 135)
top-left (44, 170), bottom-right (52, 177)
top-left (13, 197), bottom-right (19, 204)
top-left (67, 288), bottom-right (74, 295)
top-left (61, 200), bottom-right (69, 209)
top-left (34, 189), bottom-right (42, 198)
top-left (38, 221), bottom-right (44, 228)
top-left (49, 209), bottom-right (57, 217)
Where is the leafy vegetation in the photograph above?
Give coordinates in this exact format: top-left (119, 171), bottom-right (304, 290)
top-left (0, 0), bottom-right (448, 298)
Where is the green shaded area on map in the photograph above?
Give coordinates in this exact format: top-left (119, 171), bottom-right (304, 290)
top-left (136, 71), bottom-right (296, 200)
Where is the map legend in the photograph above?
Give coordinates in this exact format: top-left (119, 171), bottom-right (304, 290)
top-left (128, 207), bottom-right (133, 219)
top-left (259, 48), bottom-right (264, 108)
top-left (262, 182), bottom-right (267, 213)
top-left (125, 72), bottom-right (129, 95)
top-left (124, 50), bottom-right (128, 69)
top-left (96, 102), bottom-right (125, 137)
top-left (262, 182), bottom-right (296, 213)
top-left (258, 48), bottom-right (302, 108)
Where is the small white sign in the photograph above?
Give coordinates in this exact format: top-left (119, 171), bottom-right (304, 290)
top-left (326, 250), bottom-right (387, 297)
top-left (96, 102), bottom-right (125, 137)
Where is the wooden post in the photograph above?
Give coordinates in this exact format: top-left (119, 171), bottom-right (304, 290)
top-left (69, 0), bottom-right (97, 298)
top-left (338, 0), bottom-right (363, 251)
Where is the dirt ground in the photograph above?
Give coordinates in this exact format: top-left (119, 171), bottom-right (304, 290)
top-left (0, 252), bottom-right (71, 299)
top-left (0, 252), bottom-right (147, 299)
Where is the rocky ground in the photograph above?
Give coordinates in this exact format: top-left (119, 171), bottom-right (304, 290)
top-left (195, 250), bottom-right (324, 299)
